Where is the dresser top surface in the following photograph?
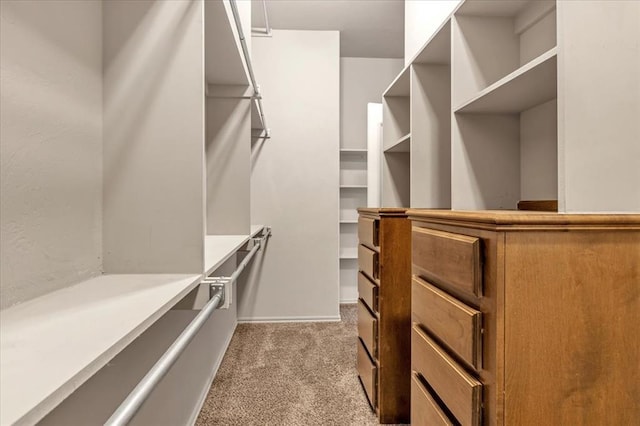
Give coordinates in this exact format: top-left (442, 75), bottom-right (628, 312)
top-left (358, 207), bottom-right (408, 217)
top-left (408, 209), bottom-right (640, 228)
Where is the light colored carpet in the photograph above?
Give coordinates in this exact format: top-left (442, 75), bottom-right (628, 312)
top-left (195, 304), bottom-right (381, 425)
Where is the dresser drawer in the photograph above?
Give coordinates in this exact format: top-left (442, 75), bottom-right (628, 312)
top-left (412, 325), bottom-right (482, 426)
top-left (358, 217), bottom-right (379, 250)
top-left (358, 299), bottom-right (378, 358)
top-left (358, 272), bottom-right (378, 313)
top-left (413, 227), bottom-right (482, 297)
top-left (411, 373), bottom-right (456, 426)
top-left (358, 244), bottom-right (379, 281)
top-left (412, 276), bottom-right (482, 370)
top-left (357, 337), bottom-right (377, 409)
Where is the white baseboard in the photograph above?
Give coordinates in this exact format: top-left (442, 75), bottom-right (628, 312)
top-left (187, 322), bottom-right (237, 426)
top-left (237, 315), bottom-right (341, 323)
top-left (339, 298), bottom-right (358, 304)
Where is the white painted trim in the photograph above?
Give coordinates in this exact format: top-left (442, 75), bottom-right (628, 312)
top-left (340, 298), bottom-right (358, 304)
top-left (187, 321), bottom-right (238, 426)
top-left (237, 316), bottom-right (341, 323)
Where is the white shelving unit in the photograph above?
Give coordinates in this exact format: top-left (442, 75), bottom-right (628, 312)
top-left (0, 1), bottom-right (270, 424)
top-left (382, 66), bottom-right (411, 208)
top-left (0, 274), bottom-right (202, 426)
top-left (382, 0), bottom-right (639, 213)
top-left (339, 149), bottom-right (367, 302)
top-left (452, 0), bottom-right (558, 210)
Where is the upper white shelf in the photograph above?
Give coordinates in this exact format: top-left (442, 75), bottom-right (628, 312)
top-left (340, 148), bottom-right (368, 154)
top-left (204, 225), bottom-right (265, 276)
top-left (384, 133), bottom-right (411, 153)
top-left (455, 48), bottom-right (557, 114)
top-left (0, 274), bottom-right (202, 426)
top-left (383, 65), bottom-right (410, 97)
top-left (412, 19), bottom-right (451, 65)
top-left (205, 0), bottom-right (250, 86)
top-left (340, 185), bottom-right (368, 189)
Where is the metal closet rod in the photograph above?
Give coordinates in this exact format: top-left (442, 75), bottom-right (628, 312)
top-left (229, 0), bottom-right (270, 138)
top-left (105, 227), bottom-right (271, 426)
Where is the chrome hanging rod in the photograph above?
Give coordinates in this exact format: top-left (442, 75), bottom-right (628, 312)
top-left (106, 227), bottom-right (271, 426)
top-left (229, 0), bottom-right (270, 138)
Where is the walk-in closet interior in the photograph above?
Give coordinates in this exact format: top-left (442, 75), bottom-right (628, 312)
top-left (1, 0), bottom-right (638, 425)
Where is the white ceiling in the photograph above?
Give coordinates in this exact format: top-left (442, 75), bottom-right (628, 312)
top-left (251, 0), bottom-right (405, 58)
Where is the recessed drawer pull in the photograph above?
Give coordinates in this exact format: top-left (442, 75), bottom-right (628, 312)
top-left (358, 217), bottom-right (379, 250)
top-left (412, 325), bottom-right (482, 426)
top-left (358, 299), bottom-right (378, 358)
top-left (412, 227), bottom-right (482, 297)
top-left (412, 276), bottom-right (482, 370)
top-left (357, 338), bottom-right (377, 409)
top-left (359, 244), bottom-right (379, 281)
top-left (411, 373), bottom-right (457, 426)
top-left (358, 272), bottom-right (378, 313)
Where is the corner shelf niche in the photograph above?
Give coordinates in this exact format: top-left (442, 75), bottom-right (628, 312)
top-left (382, 66), bottom-right (411, 208)
top-left (452, 0), bottom-right (558, 210)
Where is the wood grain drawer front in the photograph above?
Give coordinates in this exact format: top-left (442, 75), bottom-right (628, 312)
top-left (411, 373), bottom-right (456, 426)
top-left (358, 272), bottom-right (378, 313)
top-left (412, 227), bottom-right (482, 297)
top-left (358, 299), bottom-right (378, 358)
top-left (357, 337), bottom-right (377, 409)
top-left (358, 217), bottom-right (379, 249)
top-left (412, 325), bottom-right (482, 426)
top-left (412, 276), bottom-right (482, 370)
top-left (359, 244), bottom-right (379, 281)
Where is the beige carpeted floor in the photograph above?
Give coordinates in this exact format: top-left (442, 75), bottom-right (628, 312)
top-left (195, 304), bottom-right (382, 426)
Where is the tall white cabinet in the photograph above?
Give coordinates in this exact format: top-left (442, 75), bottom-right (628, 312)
top-left (0, 1), bottom-right (268, 424)
top-left (383, 0), bottom-right (640, 213)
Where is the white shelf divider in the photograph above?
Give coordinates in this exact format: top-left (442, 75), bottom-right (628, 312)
top-left (0, 274), bottom-right (203, 426)
top-left (455, 48), bottom-right (557, 114)
top-left (340, 148), bottom-right (368, 154)
top-left (384, 133), bottom-right (411, 153)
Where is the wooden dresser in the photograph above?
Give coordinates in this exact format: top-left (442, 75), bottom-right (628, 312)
top-left (356, 208), bottom-right (411, 424)
top-left (408, 209), bottom-right (640, 425)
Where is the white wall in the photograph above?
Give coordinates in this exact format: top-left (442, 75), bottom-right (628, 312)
top-left (341, 58), bottom-right (404, 150)
top-left (102, 0), bottom-right (205, 273)
top-left (241, 30), bottom-right (340, 321)
top-left (0, 0), bottom-right (103, 309)
top-left (405, 0), bottom-right (460, 65)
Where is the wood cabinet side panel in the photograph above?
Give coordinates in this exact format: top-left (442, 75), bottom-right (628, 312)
top-left (504, 230), bottom-right (640, 425)
top-left (377, 216), bottom-right (412, 423)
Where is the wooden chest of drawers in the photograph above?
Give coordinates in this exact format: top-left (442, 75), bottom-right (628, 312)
top-left (408, 210), bottom-right (640, 425)
top-left (356, 208), bottom-right (411, 424)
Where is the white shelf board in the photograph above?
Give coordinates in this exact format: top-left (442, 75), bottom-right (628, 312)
top-left (340, 185), bottom-right (368, 189)
top-left (250, 224), bottom-right (265, 237)
top-left (455, 0), bottom-right (533, 17)
top-left (340, 148), bottom-right (368, 155)
top-left (383, 65), bottom-right (410, 97)
top-left (204, 226), bottom-right (265, 276)
top-left (0, 273), bottom-right (202, 426)
top-left (412, 19), bottom-right (451, 65)
top-left (384, 133), bottom-right (411, 153)
top-left (455, 48), bottom-right (557, 114)
top-left (205, 0), bottom-right (250, 86)
top-left (340, 248), bottom-right (358, 259)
